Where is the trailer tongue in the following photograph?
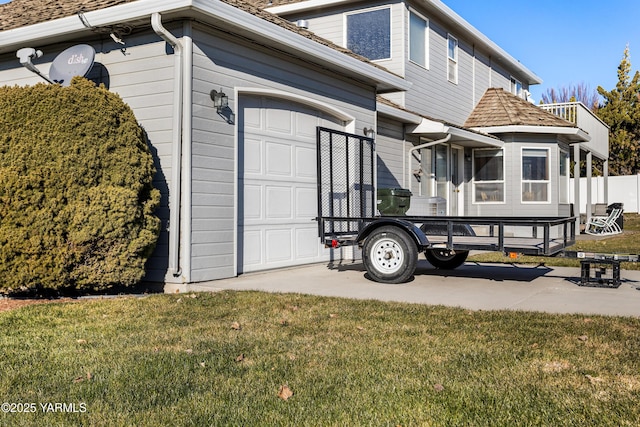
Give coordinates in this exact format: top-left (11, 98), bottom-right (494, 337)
top-left (315, 127), bottom-right (634, 287)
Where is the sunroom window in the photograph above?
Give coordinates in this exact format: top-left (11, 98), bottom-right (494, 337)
top-left (346, 8), bottom-right (391, 61)
top-left (522, 148), bottom-right (550, 202)
top-left (409, 11), bottom-right (428, 68)
top-left (473, 149), bottom-right (504, 202)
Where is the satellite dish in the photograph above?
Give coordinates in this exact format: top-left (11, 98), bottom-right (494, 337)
top-left (49, 44), bottom-right (96, 86)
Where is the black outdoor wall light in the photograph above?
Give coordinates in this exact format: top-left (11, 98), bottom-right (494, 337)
top-left (210, 89), bottom-right (228, 113)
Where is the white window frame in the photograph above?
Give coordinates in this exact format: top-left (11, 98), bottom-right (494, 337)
top-left (409, 9), bottom-right (429, 69)
top-left (521, 147), bottom-right (551, 204)
top-left (559, 148), bottom-right (570, 204)
top-left (447, 34), bottom-right (458, 84)
top-left (472, 148), bottom-right (505, 204)
top-left (344, 6), bottom-right (392, 62)
top-left (510, 77), bottom-right (523, 98)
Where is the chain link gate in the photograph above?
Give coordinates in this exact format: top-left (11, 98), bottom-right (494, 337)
top-left (316, 127), bottom-right (375, 242)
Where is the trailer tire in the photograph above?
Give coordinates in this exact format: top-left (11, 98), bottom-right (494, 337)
top-left (362, 226), bottom-right (417, 284)
top-left (425, 249), bottom-right (469, 270)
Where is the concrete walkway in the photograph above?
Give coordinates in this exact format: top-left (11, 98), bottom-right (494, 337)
top-left (186, 260), bottom-right (640, 317)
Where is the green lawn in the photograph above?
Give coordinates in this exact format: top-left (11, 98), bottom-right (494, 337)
top-left (1, 292), bottom-right (639, 426)
top-left (469, 213), bottom-right (640, 269)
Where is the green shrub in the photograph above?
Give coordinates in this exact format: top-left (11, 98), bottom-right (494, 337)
top-left (0, 78), bottom-right (160, 294)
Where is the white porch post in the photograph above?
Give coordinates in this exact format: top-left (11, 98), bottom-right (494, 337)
top-left (603, 158), bottom-right (609, 205)
top-left (573, 144), bottom-right (581, 235)
top-left (586, 151), bottom-right (592, 226)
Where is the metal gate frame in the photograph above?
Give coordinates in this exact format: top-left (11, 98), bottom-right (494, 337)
top-left (316, 127), bottom-right (374, 239)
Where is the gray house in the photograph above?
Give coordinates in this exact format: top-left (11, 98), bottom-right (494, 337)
top-left (0, 0), bottom-right (608, 289)
top-left (260, 0), bottom-right (609, 226)
top-left (0, 0), bottom-right (409, 289)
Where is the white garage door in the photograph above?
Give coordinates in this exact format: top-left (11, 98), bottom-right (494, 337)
top-left (238, 96), bottom-right (343, 273)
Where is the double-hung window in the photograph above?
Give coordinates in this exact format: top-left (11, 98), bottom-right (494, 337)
top-left (473, 149), bottom-right (504, 202)
top-left (522, 148), bottom-right (550, 202)
top-left (409, 11), bottom-right (428, 68)
top-left (447, 34), bottom-right (458, 83)
top-left (346, 7), bottom-right (391, 61)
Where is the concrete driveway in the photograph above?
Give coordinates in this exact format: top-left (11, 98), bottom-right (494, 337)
top-left (188, 260), bottom-right (640, 317)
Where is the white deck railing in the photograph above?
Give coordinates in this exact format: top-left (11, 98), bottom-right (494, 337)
top-left (539, 102), bottom-right (609, 159)
top-left (538, 102), bottom-right (579, 124)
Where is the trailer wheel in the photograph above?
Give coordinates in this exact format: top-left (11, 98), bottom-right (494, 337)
top-left (362, 226), bottom-right (417, 284)
top-left (425, 249), bottom-right (469, 270)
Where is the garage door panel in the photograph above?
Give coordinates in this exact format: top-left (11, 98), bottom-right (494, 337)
top-left (242, 184), bottom-right (263, 220)
top-left (266, 108), bottom-right (293, 134)
top-left (244, 138), bottom-right (263, 175)
top-left (242, 230), bottom-right (263, 267)
top-left (266, 141), bottom-right (292, 177)
top-left (266, 229), bottom-right (292, 262)
top-left (295, 146), bottom-right (316, 179)
top-left (265, 186), bottom-right (293, 219)
top-left (295, 187), bottom-right (317, 218)
top-left (296, 112), bottom-right (321, 139)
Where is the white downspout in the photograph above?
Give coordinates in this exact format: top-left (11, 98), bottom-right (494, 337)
top-left (152, 12), bottom-right (184, 278)
top-left (407, 134), bottom-right (451, 194)
top-left (181, 22), bottom-right (193, 282)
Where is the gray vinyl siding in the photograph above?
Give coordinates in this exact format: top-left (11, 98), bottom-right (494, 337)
top-left (473, 51), bottom-right (492, 106)
top-left (376, 117), bottom-right (406, 189)
top-left (101, 32), bottom-right (177, 283)
top-left (190, 24), bottom-right (377, 282)
top-left (405, 11), bottom-right (514, 126)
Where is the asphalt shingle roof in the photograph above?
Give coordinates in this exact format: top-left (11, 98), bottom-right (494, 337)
top-left (0, 0), bottom-right (135, 30)
top-left (464, 88), bottom-right (576, 128)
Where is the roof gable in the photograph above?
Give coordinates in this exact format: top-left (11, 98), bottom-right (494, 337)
top-left (465, 88), bottom-right (575, 128)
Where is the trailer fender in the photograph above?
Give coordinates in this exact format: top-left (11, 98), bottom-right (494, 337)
top-left (357, 219), bottom-right (429, 250)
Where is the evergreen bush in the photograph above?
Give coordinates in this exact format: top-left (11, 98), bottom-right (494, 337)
top-left (0, 78), bottom-right (160, 294)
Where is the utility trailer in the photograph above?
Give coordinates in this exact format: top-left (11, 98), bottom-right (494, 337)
top-left (315, 127), bottom-right (635, 287)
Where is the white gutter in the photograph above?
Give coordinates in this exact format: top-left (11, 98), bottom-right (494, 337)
top-left (471, 125), bottom-right (591, 142)
top-left (151, 12), bottom-right (184, 279)
top-left (446, 127), bottom-right (503, 147)
top-left (0, 0), bottom-right (192, 54)
top-left (406, 134), bottom-right (451, 192)
top-left (407, 117), bottom-right (503, 147)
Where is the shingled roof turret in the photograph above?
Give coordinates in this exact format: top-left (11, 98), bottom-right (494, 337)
top-left (464, 88), bottom-right (575, 128)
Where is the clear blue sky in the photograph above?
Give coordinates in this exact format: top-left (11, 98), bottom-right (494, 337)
top-left (444, 0), bottom-right (640, 102)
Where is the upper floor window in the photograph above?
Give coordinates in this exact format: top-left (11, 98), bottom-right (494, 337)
top-left (447, 34), bottom-right (458, 84)
top-left (346, 7), bottom-right (391, 61)
top-left (510, 77), bottom-right (523, 98)
top-left (522, 148), bottom-right (550, 203)
top-left (409, 11), bottom-right (429, 68)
